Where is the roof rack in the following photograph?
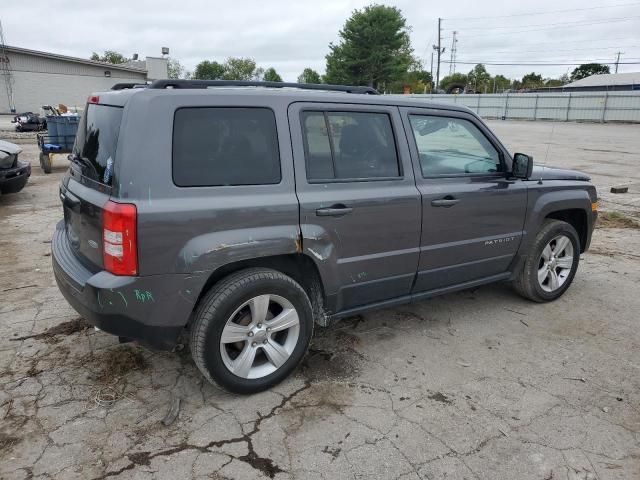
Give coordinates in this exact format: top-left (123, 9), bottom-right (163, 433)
top-left (111, 82), bottom-right (149, 90)
top-left (147, 79), bottom-right (379, 95)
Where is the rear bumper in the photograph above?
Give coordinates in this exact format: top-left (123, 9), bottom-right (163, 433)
top-left (51, 221), bottom-right (200, 350)
top-left (0, 160), bottom-right (30, 194)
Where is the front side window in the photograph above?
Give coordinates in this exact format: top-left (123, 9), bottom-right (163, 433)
top-left (408, 115), bottom-right (501, 177)
top-left (302, 111), bottom-right (400, 181)
top-left (173, 107), bottom-right (281, 187)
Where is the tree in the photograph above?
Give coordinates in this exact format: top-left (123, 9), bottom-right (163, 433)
top-left (90, 50), bottom-right (129, 64)
top-left (297, 68), bottom-right (322, 84)
top-left (404, 67), bottom-right (432, 93)
top-left (324, 4), bottom-right (415, 89)
top-left (492, 74), bottom-right (511, 92)
top-left (167, 58), bottom-right (187, 79)
top-left (570, 63), bottom-right (610, 81)
top-left (467, 64), bottom-right (491, 93)
top-left (439, 73), bottom-right (469, 93)
top-left (544, 78), bottom-right (565, 88)
top-left (193, 60), bottom-right (225, 80)
top-left (222, 57), bottom-right (264, 81)
top-left (521, 72), bottom-right (544, 89)
top-left (263, 67), bottom-right (283, 82)
top-left (387, 64), bottom-right (432, 93)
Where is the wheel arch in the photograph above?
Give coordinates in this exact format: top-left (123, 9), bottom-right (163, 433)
top-left (545, 209), bottom-right (588, 252)
top-left (526, 189), bottom-right (593, 254)
top-left (192, 254), bottom-right (328, 326)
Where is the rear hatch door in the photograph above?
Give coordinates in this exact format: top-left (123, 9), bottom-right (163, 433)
top-left (61, 102), bottom-right (123, 271)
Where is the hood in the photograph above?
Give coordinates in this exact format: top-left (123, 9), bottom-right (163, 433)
top-left (0, 140), bottom-right (22, 156)
top-left (531, 165), bottom-right (590, 181)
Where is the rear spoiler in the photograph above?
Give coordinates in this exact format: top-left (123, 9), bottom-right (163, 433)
top-left (111, 83), bottom-right (149, 90)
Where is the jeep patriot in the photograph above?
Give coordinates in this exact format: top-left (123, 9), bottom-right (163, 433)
top-left (52, 80), bottom-right (598, 393)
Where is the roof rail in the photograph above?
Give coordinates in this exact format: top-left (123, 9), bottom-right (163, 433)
top-left (111, 82), bottom-right (149, 90)
top-left (147, 79), bottom-right (379, 95)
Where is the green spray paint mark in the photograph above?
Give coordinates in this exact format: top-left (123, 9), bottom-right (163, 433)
top-left (117, 291), bottom-right (128, 307)
top-left (134, 289), bottom-right (155, 303)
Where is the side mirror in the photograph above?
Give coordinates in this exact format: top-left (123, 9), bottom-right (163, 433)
top-left (512, 153), bottom-right (533, 179)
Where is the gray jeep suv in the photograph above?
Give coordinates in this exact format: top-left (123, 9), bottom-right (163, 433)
top-left (52, 80), bottom-right (597, 393)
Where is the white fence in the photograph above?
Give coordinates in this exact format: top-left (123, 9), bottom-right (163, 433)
top-left (399, 92), bottom-right (640, 123)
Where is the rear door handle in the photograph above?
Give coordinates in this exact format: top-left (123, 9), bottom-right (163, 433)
top-left (316, 205), bottom-right (353, 217)
top-left (431, 197), bottom-right (460, 207)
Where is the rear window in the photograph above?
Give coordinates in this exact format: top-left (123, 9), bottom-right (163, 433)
top-left (172, 107), bottom-right (281, 187)
top-left (73, 104), bottom-right (123, 186)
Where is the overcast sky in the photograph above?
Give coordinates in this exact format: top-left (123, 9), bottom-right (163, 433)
top-left (2, 0), bottom-right (639, 82)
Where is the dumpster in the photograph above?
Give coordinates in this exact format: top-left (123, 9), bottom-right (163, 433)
top-left (45, 114), bottom-right (80, 150)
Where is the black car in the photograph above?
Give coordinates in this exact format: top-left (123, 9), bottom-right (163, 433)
top-left (0, 140), bottom-right (30, 195)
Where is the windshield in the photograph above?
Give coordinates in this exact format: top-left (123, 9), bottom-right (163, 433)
top-left (73, 104), bottom-right (123, 186)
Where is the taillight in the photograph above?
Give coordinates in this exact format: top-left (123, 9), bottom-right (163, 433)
top-left (88, 95), bottom-right (100, 104)
top-left (102, 201), bottom-right (137, 276)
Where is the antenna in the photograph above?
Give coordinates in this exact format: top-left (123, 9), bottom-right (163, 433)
top-left (0, 21), bottom-right (16, 113)
top-left (449, 31), bottom-right (458, 75)
top-left (540, 123), bottom-right (556, 183)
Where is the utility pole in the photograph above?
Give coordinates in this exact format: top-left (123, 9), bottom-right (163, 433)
top-left (449, 31), bottom-right (458, 75)
top-left (436, 17), bottom-right (442, 91)
top-left (614, 51), bottom-right (623, 73)
top-left (430, 50), bottom-right (434, 84)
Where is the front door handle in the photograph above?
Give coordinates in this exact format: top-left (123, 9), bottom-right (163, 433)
top-left (316, 204), bottom-right (353, 217)
top-left (431, 197), bottom-right (460, 207)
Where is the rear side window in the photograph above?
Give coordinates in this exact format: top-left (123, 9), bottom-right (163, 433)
top-left (173, 108), bottom-right (281, 187)
top-left (301, 111), bottom-right (400, 181)
top-left (73, 104), bottom-right (123, 186)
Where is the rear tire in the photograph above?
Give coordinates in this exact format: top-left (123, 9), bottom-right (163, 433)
top-left (40, 153), bottom-right (52, 174)
top-left (190, 268), bottom-right (314, 394)
top-left (513, 219), bottom-right (580, 302)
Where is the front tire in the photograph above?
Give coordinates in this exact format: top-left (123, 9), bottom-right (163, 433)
top-left (513, 219), bottom-right (580, 302)
top-left (190, 268), bottom-right (314, 394)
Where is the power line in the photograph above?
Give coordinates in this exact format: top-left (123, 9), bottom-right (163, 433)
top-left (449, 56), bottom-right (640, 62)
top-left (498, 37), bottom-right (637, 45)
top-left (453, 16), bottom-right (640, 37)
top-left (442, 1), bottom-right (640, 21)
top-left (449, 15), bottom-right (638, 31)
top-left (442, 60), bottom-right (640, 66)
top-left (463, 45), bottom-right (640, 54)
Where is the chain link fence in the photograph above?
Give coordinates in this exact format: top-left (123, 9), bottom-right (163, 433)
top-left (400, 92), bottom-right (640, 123)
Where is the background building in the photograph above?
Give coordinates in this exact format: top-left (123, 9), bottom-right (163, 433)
top-left (0, 45), bottom-right (168, 113)
top-left (544, 72), bottom-right (640, 92)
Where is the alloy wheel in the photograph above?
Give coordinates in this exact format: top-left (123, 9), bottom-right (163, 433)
top-left (537, 234), bottom-right (574, 292)
top-left (219, 294), bottom-right (300, 379)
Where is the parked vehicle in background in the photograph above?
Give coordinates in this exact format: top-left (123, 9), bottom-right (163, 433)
top-left (0, 140), bottom-right (30, 195)
top-left (51, 80), bottom-right (598, 394)
top-left (12, 112), bottom-right (47, 132)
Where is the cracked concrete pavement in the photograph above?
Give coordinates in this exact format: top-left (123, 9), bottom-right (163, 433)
top-left (1, 121), bottom-right (639, 479)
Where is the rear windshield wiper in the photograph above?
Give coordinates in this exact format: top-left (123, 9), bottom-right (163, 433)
top-left (68, 153), bottom-right (98, 175)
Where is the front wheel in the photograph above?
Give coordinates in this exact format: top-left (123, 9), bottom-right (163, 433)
top-left (190, 268), bottom-right (314, 394)
top-left (513, 219), bottom-right (580, 302)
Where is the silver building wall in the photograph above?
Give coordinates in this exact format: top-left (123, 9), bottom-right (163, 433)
top-left (399, 92), bottom-right (640, 123)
